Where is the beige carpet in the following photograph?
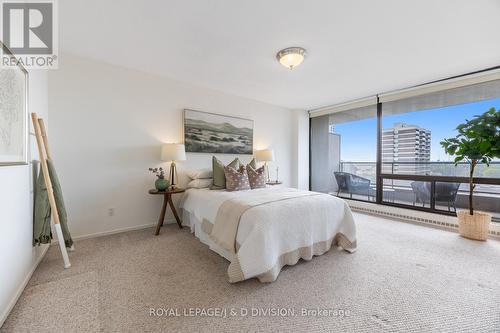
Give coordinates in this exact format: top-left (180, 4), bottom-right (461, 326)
top-left (2, 212), bottom-right (500, 332)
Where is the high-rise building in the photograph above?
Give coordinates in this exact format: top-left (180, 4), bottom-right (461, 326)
top-left (382, 122), bottom-right (431, 175)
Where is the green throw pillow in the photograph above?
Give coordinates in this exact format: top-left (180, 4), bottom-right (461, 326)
top-left (247, 158), bottom-right (257, 170)
top-left (211, 156), bottom-right (240, 189)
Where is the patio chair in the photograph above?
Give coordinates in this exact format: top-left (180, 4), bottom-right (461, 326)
top-left (411, 181), bottom-right (430, 207)
top-left (411, 181), bottom-right (460, 212)
top-left (334, 172), bottom-right (371, 199)
top-left (435, 182), bottom-right (460, 212)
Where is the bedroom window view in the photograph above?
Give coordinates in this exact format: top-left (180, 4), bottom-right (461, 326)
top-left (310, 105), bottom-right (377, 201)
top-left (381, 97), bottom-right (500, 220)
top-left (311, 84), bottom-right (500, 222)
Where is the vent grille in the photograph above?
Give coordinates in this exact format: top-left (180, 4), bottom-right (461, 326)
top-left (349, 204), bottom-right (500, 238)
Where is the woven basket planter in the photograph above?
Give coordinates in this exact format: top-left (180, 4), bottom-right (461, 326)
top-left (457, 210), bottom-right (491, 241)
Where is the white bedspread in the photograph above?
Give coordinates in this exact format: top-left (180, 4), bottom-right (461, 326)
top-left (180, 187), bottom-right (356, 283)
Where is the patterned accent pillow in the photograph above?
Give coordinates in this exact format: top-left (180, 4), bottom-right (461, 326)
top-left (224, 165), bottom-right (251, 191)
top-left (247, 165), bottom-right (266, 189)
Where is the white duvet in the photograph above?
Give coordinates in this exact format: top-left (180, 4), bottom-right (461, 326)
top-left (180, 187), bottom-right (356, 283)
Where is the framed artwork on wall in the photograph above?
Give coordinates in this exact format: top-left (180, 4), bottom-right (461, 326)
top-left (184, 109), bottom-right (253, 154)
top-left (0, 42), bottom-right (28, 166)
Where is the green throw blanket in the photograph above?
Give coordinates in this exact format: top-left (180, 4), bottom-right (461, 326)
top-left (33, 160), bottom-right (73, 248)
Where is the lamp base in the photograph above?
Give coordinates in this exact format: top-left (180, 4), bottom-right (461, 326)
top-left (265, 162), bottom-right (270, 182)
top-left (168, 161), bottom-right (178, 189)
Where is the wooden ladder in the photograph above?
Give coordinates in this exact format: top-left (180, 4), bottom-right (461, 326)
top-left (31, 113), bottom-right (71, 269)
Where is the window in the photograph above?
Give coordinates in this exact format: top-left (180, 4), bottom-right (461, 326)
top-left (382, 96), bottom-right (500, 178)
top-left (310, 104), bottom-right (376, 202)
top-left (310, 72), bottom-right (500, 221)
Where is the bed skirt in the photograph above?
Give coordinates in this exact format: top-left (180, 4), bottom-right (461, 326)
top-left (228, 233), bottom-right (356, 283)
top-left (181, 208), bottom-right (356, 283)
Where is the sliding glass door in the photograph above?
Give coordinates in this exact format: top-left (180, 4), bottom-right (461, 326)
top-left (310, 104), bottom-right (377, 202)
top-left (310, 75), bottom-right (500, 221)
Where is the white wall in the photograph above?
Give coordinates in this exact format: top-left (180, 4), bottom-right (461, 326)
top-left (292, 109), bottom-right (310, 190)
top-left (0, 71), bottom-right (49, 326)
top-left (49, 54), bottom-right (306, 238)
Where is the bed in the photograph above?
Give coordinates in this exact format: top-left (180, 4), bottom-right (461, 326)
top-left (180, 186), bottom-right (356, 283)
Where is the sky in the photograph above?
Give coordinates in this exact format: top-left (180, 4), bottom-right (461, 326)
top-left (334, 98), bottom-right (500, 162)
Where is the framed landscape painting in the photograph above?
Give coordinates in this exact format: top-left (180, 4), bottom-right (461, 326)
top-left (0, 42), bottom-right (28, 166)
top-left (184, 109), bottom-right (253, 154)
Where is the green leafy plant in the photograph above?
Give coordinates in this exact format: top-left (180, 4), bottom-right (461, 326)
top-left (440, 108), bottom-right (500, 215)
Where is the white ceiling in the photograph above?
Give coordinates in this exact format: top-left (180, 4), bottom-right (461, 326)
top-left (60, 0), bottom-right (500, 110)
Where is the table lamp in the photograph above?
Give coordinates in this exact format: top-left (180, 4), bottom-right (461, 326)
top-left (255, 148), bottom-right (275, 182)
top-left (161, 143), bottom-right (186, 189)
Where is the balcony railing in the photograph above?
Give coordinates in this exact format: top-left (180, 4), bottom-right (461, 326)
top-left (340, 161), bottom-right (500, 182)
top-left (337, 161), bottom-right (500, 220)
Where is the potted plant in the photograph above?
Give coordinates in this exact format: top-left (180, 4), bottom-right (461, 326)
top-left (149, 167), bottom-right (170, 191)
top-left (440, 107), bottom-right (499, 241)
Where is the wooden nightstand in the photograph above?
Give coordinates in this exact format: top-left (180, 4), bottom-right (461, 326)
top-left (149, 188), bottom-right (185, 235)
top-left (266, 181), bottom-right (283, 186)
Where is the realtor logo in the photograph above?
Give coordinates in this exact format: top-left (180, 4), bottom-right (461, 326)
top-left (1, 0), bottom-right (58, 69)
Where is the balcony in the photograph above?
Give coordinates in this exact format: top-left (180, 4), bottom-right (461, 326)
top-left (335, 161), bottom-right (500, 221)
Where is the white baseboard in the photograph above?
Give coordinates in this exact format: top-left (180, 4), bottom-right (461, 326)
top-left (0, 245), bottom-right (49, 328)
top-left (53, 219), bottom-right (175, 243)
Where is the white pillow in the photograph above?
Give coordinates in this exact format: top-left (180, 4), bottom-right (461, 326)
top-left (187, 178), bottom-right (213, 189)
top-left (186, 168), bottom-right (213, 180)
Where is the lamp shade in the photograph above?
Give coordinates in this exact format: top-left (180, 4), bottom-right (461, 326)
top-left (161, 144), bottom-right (186, 162)
top-left (255, 149), bottom-right (275, 162)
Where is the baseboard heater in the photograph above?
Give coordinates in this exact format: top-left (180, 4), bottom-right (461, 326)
top-left (346, 199), bottom-right (500, 238)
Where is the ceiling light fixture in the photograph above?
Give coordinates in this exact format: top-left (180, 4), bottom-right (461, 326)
top-left (276, 47), bottom-right (307, 70)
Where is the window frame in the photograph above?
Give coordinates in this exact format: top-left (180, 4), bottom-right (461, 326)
top-left (309, 72), bottom-right (500, 222)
